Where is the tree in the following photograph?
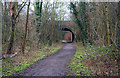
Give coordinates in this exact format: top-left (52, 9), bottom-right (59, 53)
top-left (69, 2), bottom-right (91, 46)
top-left (105, 2), bottom-right (110, 45)
top-left (7, 2), bottom-right (15, 54)
top-left (22, 1), bottom-right (30, 54)
top-left (7, 2), bottom-right (26, 54)
top-left (34, 0), bottom-right (43, 44)
top-left (118, 2), bottom-right (120, 51)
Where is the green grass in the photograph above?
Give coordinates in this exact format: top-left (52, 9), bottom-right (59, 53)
top-left (67, 45), bottom-right (90, 76)
top-left (67, 42), bottom-right (119, 76)
top-left (2, 45), bottom-right (61, 76)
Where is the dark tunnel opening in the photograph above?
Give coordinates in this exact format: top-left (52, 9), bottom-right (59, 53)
top-left (61, 28), bottom-right (74, 43)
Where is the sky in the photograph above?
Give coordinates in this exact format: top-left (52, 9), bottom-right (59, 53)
top-left (1, 0), bottom-right (71, 20)
top-left (1, 0), bottom-right (119, 2)
top-left (30, 0), bottom-right (71, 21)
top-left (2, 0), bottom-right (119, 21)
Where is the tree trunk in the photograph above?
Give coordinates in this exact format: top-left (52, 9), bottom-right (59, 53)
top-left (22, 1), bottom-right (30, 54)
top-left (106, 2), bottom-right (110, 45)
top-left (118, 2), bottom-right (120, 51)
top-left (7, 2), bottom-right (15, 54)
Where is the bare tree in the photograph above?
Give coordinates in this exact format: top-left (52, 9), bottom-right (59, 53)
top-left (7, 2), bottom-right (26, 54)
top-left (22, 1), bottom-right (30, 54)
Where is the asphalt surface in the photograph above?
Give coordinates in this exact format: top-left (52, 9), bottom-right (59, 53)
top-left (16, 43), bottom-right (76, 76)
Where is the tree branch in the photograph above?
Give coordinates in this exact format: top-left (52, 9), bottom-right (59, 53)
top-left (15, 2), bottom-right (27, 20)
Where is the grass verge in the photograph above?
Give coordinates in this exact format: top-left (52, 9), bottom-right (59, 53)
top-left (66, 43), bottom-right (90, 76)
top-left (2, 44), bottom-right (62, 76)
top-left (67, 42), bottom-right (119, 76)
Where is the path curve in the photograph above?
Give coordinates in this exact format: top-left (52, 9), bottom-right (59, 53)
top-left (16, 43), bottom-right (76, 76)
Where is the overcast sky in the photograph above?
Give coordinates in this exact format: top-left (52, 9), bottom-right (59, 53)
top-left (2, 0), bottom-right (119, 2)
top-left (30, 1), bottom-right (71, 21)
top-left (2, 0), bottom-right (119, 21)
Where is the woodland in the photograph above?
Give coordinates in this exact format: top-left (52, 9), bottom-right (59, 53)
top-left (1, 0), bottom-right (120, 76)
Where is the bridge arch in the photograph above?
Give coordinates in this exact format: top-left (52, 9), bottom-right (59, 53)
top-left (61, 28), bottom-right (74, 43)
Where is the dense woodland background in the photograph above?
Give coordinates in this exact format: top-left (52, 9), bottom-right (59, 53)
top-left (1, 1), bottom-right (120, 76)
top-left (2, 1), bottom-right (120, 54)
top-left (2, 1), bottom-right (71, 54)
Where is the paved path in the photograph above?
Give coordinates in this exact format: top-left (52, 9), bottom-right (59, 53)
top-left (16, 43), bottom-right (76, 76)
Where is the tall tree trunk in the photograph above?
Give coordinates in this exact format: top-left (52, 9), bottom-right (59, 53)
top-left (106, 2), bottom-right (110, 45)
top-left (35, 1), bottom-right (43, 45)
top-left (7, 2), bottom-right (15, 54)
top-left (22, 1), bottom-right (30, 54)
top-left (0, 1), bottom-right (2, 56)
top-left (51, 2), bottom-right (55, 41)
top-left (6, 2), bottom-right (26, 54)
top-left (59, 6), bottom-right (62, 40)
top-left (118, 2), bottom-right (120, 51)
top-left (70, 2), bottom-right (85, 46)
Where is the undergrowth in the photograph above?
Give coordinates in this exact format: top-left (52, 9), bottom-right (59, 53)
top-left (2, 44), bottom-right (62, 76)
top-left (67, 42), bottom-right (119, 76)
